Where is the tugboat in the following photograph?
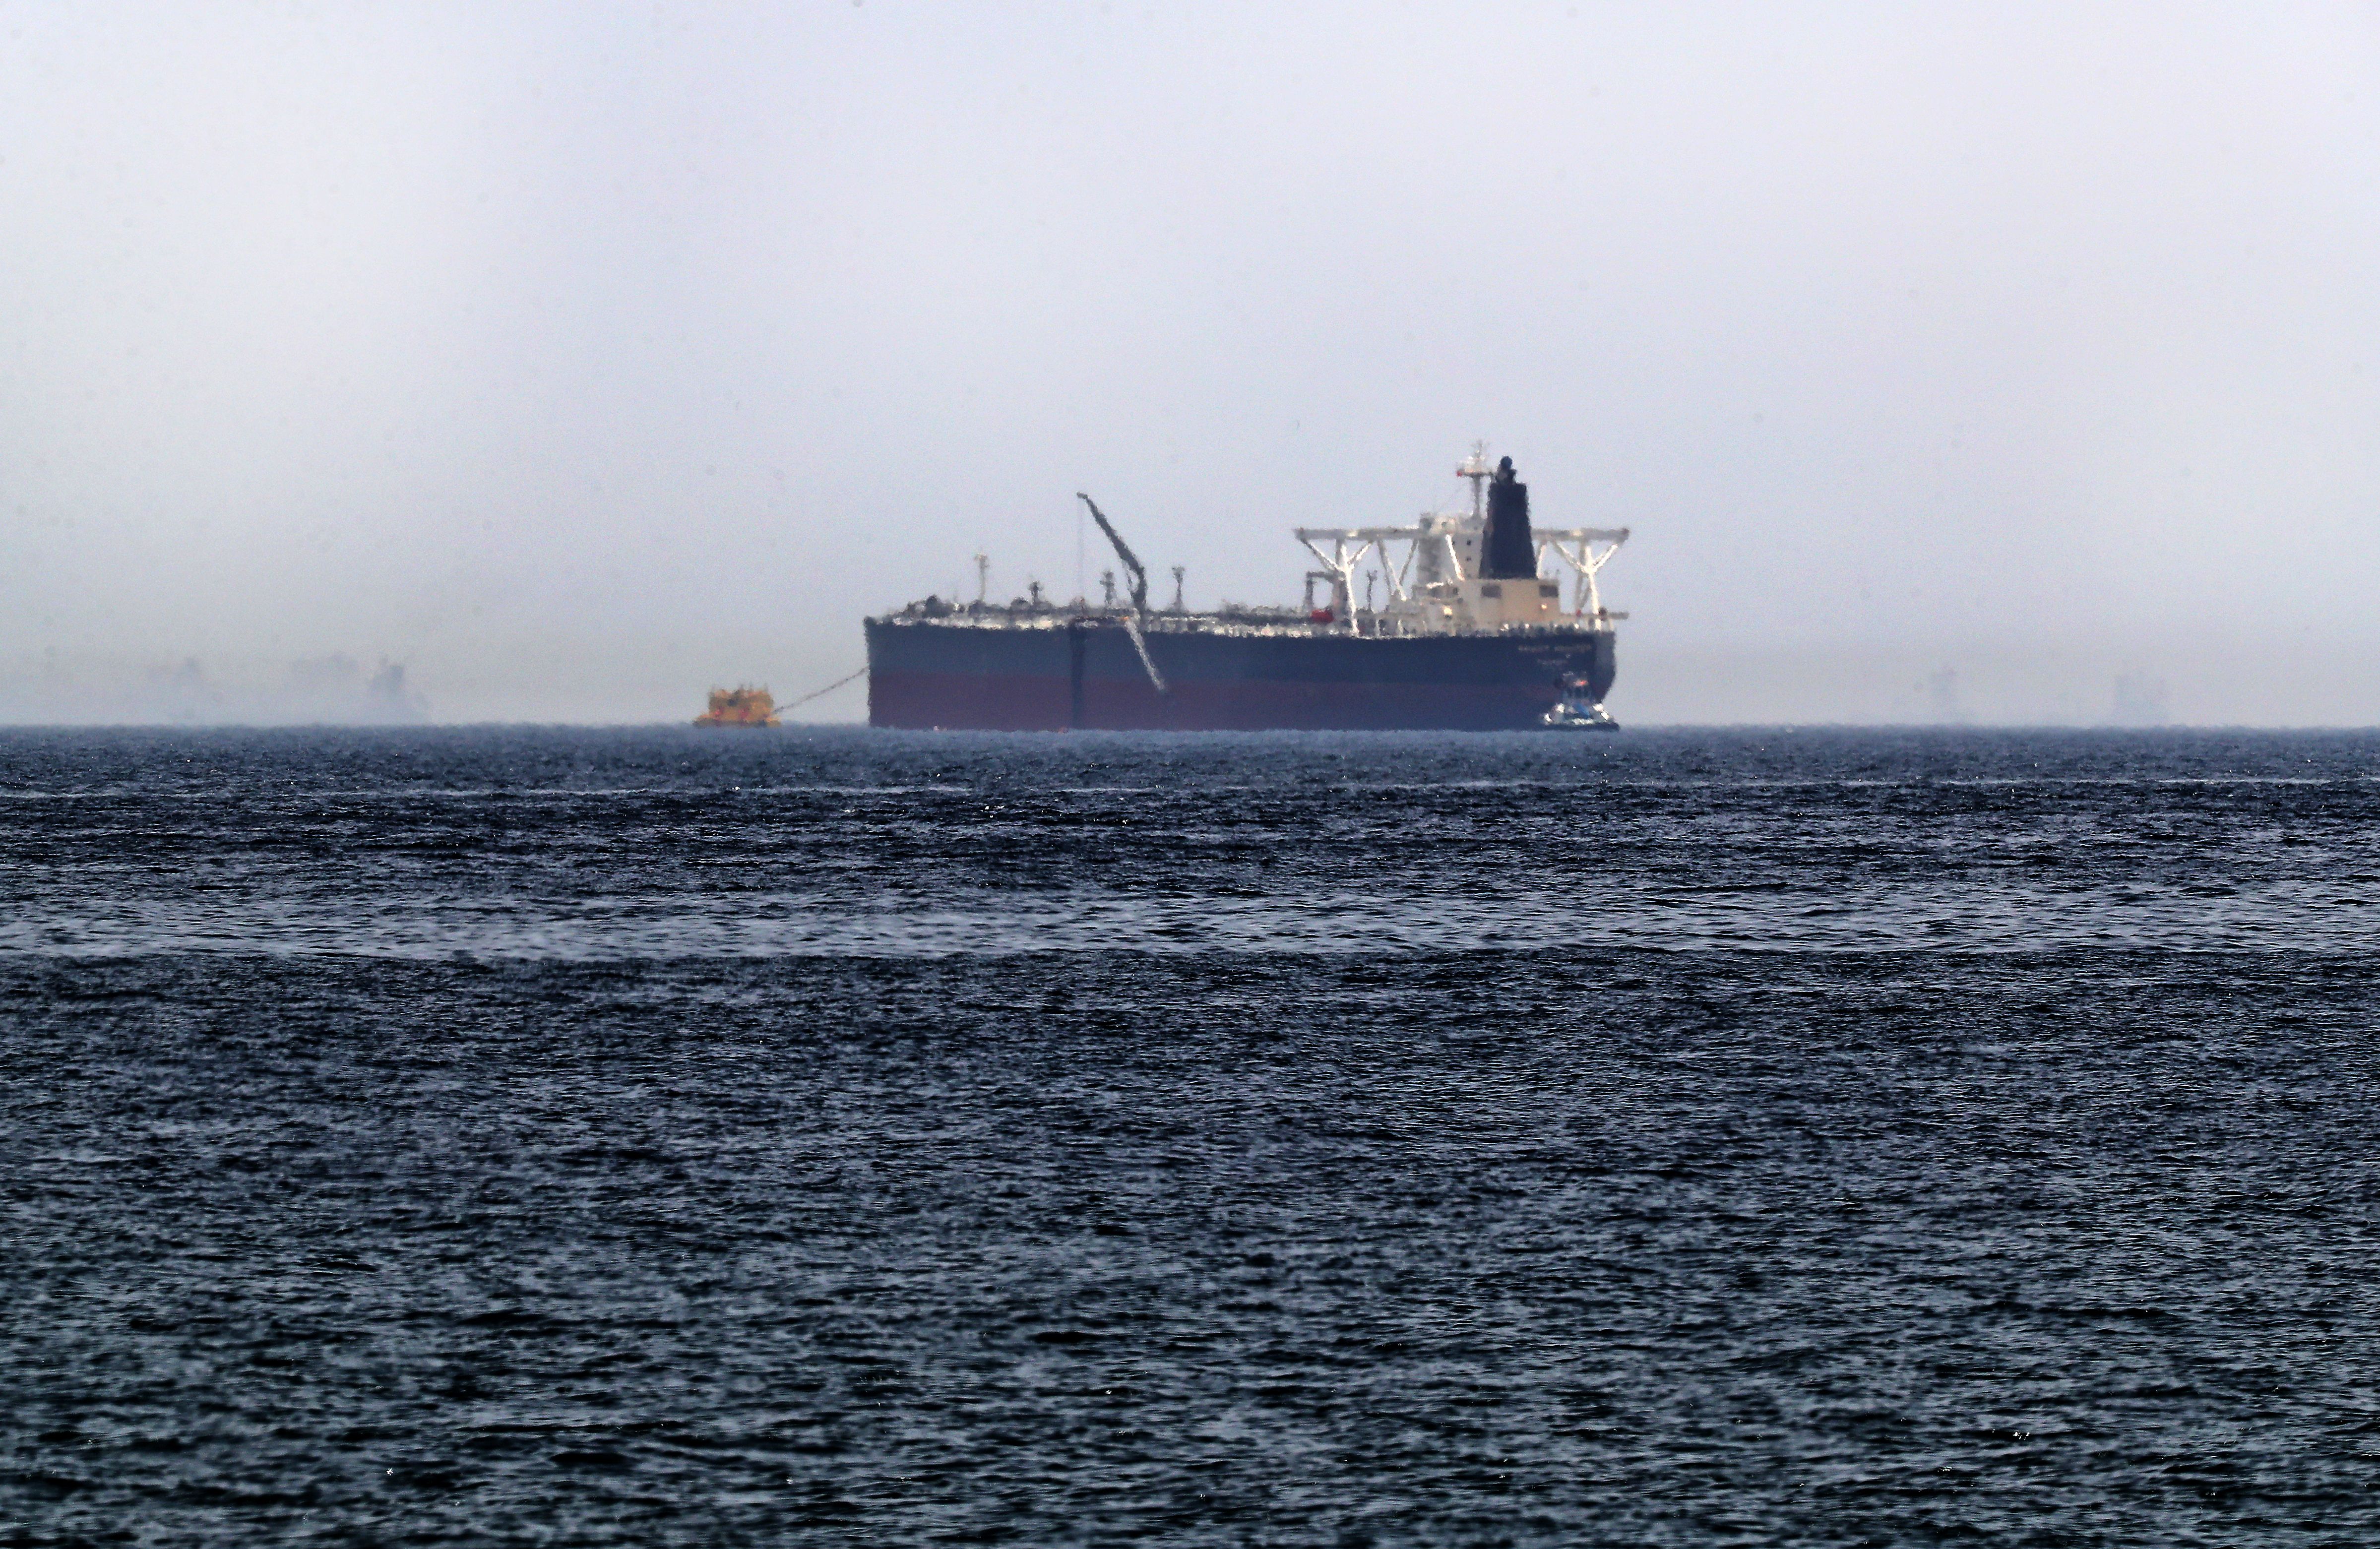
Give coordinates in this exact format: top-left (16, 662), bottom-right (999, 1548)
top-left (693, 686), bottom-right (780, 727)
top-left (1541, 675), bottom-right (1619, 730)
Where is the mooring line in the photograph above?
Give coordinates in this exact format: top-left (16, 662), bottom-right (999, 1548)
top-left (785, 666), bottom-right (867, 710)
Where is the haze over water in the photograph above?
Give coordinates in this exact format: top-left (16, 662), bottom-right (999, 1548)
top-left (7, 726), bottom-right (2379, 1543)
top-left (5, 6), bottom-right (2380, 724)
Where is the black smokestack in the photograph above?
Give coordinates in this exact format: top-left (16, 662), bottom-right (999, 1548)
top-left (1482, 456), bottom-right (1534, 578)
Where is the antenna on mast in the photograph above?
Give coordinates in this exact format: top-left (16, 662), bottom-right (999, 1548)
top-left (1458, 440), bottom-right (1493, 521)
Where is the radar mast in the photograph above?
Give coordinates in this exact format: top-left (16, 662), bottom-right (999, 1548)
top-left (1457, 440), bottom-right (1494, 521)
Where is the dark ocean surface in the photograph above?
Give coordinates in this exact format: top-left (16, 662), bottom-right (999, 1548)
top-left (5, 726), bottom-right (2379, 1546)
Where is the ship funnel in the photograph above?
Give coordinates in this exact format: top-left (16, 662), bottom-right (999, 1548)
top-left (1482, 456), bottom-right (1535, 578)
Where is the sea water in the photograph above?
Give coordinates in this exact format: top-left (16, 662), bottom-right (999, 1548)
top-left (5, 727), bottom-right (2378, 1544)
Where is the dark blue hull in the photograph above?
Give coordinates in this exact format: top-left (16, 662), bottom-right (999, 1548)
top-left (865, 619), bottom-right (1617, 730)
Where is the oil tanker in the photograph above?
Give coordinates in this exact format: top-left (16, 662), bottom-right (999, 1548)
top-left (865, 445), bottom-right (1629, 731)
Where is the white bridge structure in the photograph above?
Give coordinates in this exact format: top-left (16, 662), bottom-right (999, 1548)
top-left (1294, 446), bottom-right (1628, 636)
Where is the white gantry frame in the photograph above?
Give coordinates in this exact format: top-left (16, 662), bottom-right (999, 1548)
top-left (1294, 528), bottom-right (1421, 615)
top-left (1534, 527), bottom-right (1630, 620)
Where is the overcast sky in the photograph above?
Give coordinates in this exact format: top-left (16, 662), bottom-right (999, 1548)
top-left (3, 2), bottom-right (2376, 723)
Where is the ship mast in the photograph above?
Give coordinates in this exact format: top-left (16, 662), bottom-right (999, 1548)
top-left (1458, 440), bottom-right (1494, 522)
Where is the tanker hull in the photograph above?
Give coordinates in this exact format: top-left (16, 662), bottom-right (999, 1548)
top-left (865, 618), bottom-right (1616, 732)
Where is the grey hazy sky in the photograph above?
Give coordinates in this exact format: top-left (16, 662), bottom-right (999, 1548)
top-left (4, 2), bottom-right (2376, 723)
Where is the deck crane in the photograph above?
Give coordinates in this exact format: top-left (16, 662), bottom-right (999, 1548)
top-left (1076, 494), bottom-right (1168, 694)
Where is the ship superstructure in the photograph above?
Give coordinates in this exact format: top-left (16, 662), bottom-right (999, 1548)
top-left (865, 445), bottom-right (1630, 731)
top-left (1291, 443), bottom-right (1628, 639)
